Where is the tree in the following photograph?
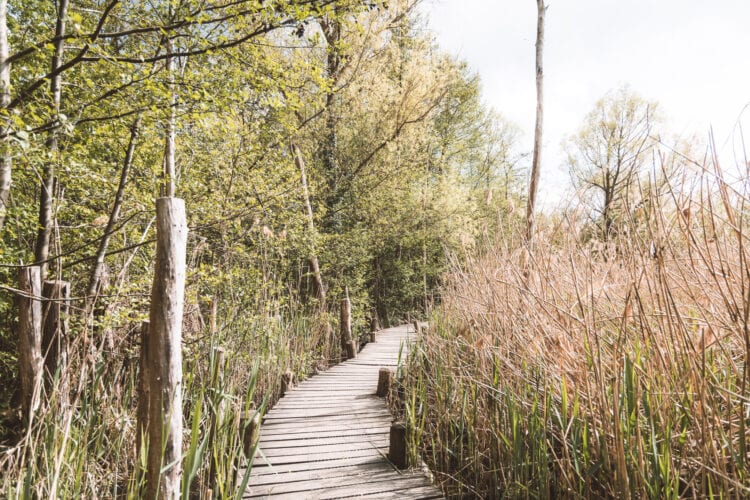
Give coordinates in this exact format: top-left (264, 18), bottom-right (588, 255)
top-left (525, 0), bottom-right (545, 244)
top-left (565, 86), bottom-right (659, 242)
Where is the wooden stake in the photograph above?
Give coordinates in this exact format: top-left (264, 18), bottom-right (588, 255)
top-left (146, 197), bottom-right (187, 500)
top-left (240, 409), bottom-right (260, 458)
top-left (281, 370), bottom-right (294, 396)
top-left (370, 308), bottom-right (380, 332)
top-left (17, 266), bottom-right (43, 423)
top-left (42, 280), bottom-right (69, 407)
top-left (376, 368), bottom-right (393, 397)
top-left (340, 293), bottom-right (355, 360)
top-left (388, 421), bottom-right (408, 469)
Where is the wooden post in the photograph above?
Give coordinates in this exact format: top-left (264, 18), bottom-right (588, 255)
top-left (376, 368), bottom-right (393, 397)
top-left (240, 409), bottom-right (260, 458)
top-left (369, 330), bottom-right (376, 343)
top-left (146, 197), bottom-right (187, 500)
top-left (136, 320), bottom-right (150, 461)
top-left (388, 421), bottom-right (408, 469)
top-left (280, 369), bottom-right (294, 397)
top-left (340, 292), bottom-right (355, 360)
top-left (370, 308), bottom-right (380, 332)
top-left (41, 280), bottom-right (70, 407)
top-left (17, 266), bottom-right (43, 423)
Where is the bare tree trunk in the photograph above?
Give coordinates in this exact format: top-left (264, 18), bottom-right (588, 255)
top-left (340, 289), bottom-right (355, 360)
top-left (0, 0), bottom-right (11, 231)
top-left (161, 39), bottom-right (176, 198)
top-left (291, 142), bottom-right (327, 307)
top-left (41, 280), bottom-right (70, 409)
top-left (17, 266), bottom-right (43, 424)
top-left (321, 13), bottom-right (343, 233)
top-left (35, 0), bottom-right (69, 279)
top-left (525, 0), bottom-right (545, 244)
top-left (87, 116), bottom-right (142, 300)
top-left (146, 198), bottom-right (187, 500)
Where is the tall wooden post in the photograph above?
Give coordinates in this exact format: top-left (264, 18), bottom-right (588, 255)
top-left (146, 198), bottom-right (187, 500)
top-left (17, 266), bottom-right (43, 423)
top-left (340, 293), bottom-right (355, 360)
top-left (42, 280), bottom-right (70, 407)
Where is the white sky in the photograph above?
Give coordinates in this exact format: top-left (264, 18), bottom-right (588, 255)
top-left (421, 0), bottom-right (750, 207)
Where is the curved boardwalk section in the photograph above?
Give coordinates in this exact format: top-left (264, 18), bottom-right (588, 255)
top-left (244, 325), bottom-right (443, 499)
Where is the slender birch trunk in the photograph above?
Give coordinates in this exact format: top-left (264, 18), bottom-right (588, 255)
top-left (0, 0), bottom-right (11, 231)
top-left (36, 0), bottom-right (69, 279)
top-left (87, 116), bottom-right (142, 300)
top-left (525, 0), bottom-right (545, 244)
top-left (291, 142), bottom-right (327, 307)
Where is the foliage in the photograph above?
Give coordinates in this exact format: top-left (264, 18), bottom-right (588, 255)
top-left (565, 85), bottom-right (660, 242)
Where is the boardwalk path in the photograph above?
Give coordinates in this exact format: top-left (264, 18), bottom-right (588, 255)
top-left (244, 325), bottom-right (443, 499)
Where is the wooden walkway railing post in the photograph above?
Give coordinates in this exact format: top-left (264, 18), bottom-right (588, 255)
top-left (340, 289), bottom-right (356, 360)
top-left (146, 197), bottom-right (188, 500)
top-left (17, 266), bottom-right (43, 424)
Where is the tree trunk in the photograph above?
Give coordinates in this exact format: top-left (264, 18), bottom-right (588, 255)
top-left (146, 197), bottom-right (187, 500)
top-left (0, 0), bottom-right (11, 231)
top-left (17, 266), bottom-right (43, 424)
top-left (35, 0), bottom-right (69, 279)
top-left (525, 0), bottom-right (545, 244)
top-left (87, 116), bottom-right (142, 300)
top-left (161, 40), bottom-right (176, 198)
top-left (291, 142), bottom-right (327, 307)
top-left (42, 280), bottom-right (70, 408)
top-left (321, 14), bottom-right (343, 233)
top-left (340, 291), bottom-right (355, 360)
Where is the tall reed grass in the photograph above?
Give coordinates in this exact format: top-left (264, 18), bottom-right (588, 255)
top-left (0, 302), bottom-right (332, 498)
top-left (404, 159), bottom-right (750, 498)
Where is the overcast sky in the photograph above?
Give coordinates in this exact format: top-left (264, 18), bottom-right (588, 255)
top-left (421, 0), bottom-right (750, 207)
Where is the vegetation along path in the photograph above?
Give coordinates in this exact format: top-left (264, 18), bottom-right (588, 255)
top-left (245, 325), bottom-right (443, 499)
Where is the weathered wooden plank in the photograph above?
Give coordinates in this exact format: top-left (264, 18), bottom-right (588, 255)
top-left (253, 446), bottom-right (386, 466)
top-left (259, 439), bottom-right (388, 458)
top-left (245, 470), bottom-right (412, 497)
top-left (257, 475), bottom-right (432, 499)
top-left (260, 417), bottom-right (390, 432)
top-left (263, 409), bottom-right (390, 421)
top-left (247, 462), bottom-right (394, 487)
top-left (259, 434), bottom-right (389, 449)
top-left (249, 456), bottom-right (384, 475)
top-left (259, 426), bottom-right (390, 441)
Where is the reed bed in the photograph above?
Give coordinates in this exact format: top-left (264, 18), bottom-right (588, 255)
top-left (404, 162), bottom-right (750, 498)
top-left (0, 304), bottom-right (332, 498)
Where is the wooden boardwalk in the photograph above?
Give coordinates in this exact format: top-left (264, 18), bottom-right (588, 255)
top-left (244, 325), bottom-right (443, 499)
